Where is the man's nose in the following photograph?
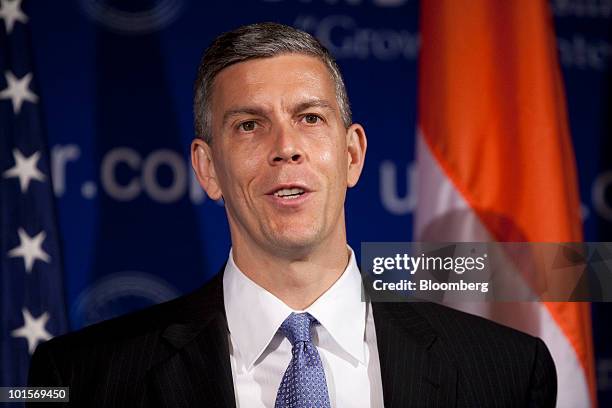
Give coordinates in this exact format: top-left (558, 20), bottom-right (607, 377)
top-left (268, 123), bottom-right (305, 165)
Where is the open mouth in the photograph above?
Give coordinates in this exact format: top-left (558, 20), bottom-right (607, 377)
top-left (273, 188), bottom-right (305, 200)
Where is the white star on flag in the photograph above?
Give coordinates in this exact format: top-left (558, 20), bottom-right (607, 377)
top-left (3, 148), bottom-right (46, 193)
top-left (0, 0), bottom-right (27, 34)
top-left (0, 71), bottom-right (38, 114)
top-left (7, 228), bottom-right (51, 273)
top-left (11, 308), bottom-right (52, 354)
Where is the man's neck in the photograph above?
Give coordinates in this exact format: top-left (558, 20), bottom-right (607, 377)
top-left (230, 235), bottom-right (350, 310)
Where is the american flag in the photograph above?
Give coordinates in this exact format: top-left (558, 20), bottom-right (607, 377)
top-left (0, 0), bottom-right (68, 391)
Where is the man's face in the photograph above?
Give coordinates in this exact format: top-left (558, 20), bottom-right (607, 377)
top-left (192, 54), bottom-right (366, 255)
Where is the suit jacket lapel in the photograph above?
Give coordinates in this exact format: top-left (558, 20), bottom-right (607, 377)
top-left (372, 302), bottom-right (457, 408)
top-left (147, 273), bottom-right (236, 408)
top-left (145, 271), bottom-right (459, 408)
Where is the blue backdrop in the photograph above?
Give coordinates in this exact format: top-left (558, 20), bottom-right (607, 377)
top-left (11, 0), bottom-right (612, 403)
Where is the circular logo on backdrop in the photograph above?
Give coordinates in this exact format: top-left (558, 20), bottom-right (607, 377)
top-left (79, 0), bottom-right (184, 35)
top-left (72, 271), bottom-right (181, 329)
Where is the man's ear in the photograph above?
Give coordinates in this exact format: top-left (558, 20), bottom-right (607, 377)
top-left (191, 138), bottom-right (223, 200)
top-left (346, 123), bottom-right (367, 188)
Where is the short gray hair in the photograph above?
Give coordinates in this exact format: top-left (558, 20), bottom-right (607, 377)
top-left (193, 22), bottom-right (352, 144)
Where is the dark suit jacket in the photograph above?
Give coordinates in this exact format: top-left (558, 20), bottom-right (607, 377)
top-left (29, 272), bottom-right (556, 407)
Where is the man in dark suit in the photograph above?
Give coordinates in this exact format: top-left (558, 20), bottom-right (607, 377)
top-left (29, 22), bottom-right (557, 407)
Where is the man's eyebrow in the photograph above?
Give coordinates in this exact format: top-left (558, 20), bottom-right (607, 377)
top-left (221, 99), bottom-right (337, 126)
top-left (222, 107), bottom-right (269, 127)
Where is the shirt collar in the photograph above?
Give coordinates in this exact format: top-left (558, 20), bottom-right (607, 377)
top-left (223, 247), bottom-right (366, 371)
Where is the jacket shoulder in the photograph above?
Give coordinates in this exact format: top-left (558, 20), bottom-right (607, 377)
top-left (29, 273), bottom-right (224, 387)
top-left (404, 302), bottom-right (556, 406)
top-left (41, 273), bottom-right (223, 353)
top-left (410, 301), bottom-right (537, 344)
top-left (28, 273), bottom-right (228, 405)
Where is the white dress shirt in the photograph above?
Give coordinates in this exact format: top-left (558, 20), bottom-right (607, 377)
top-left (223, 247), bottom-right (385, 408)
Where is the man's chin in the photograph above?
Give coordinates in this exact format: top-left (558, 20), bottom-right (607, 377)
top-left (264, 231), bottom-right (324, 256)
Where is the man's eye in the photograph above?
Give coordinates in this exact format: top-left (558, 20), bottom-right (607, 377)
top-left (303, 114), bottom-right (321, 124)
top-left (239, 121), bottom-right (257, 132)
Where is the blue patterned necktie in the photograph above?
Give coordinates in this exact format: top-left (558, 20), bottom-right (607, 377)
top-left (274, 312), bottom-right (332, 408)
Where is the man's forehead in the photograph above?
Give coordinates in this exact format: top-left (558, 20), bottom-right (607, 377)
top-left (213, 55), bottom-right (334, 93)
top-left (210, 54), bottom-right (338, 113)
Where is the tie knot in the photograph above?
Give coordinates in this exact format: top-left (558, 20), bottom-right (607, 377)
top-left (279, 312), bottom-right (316, 345)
